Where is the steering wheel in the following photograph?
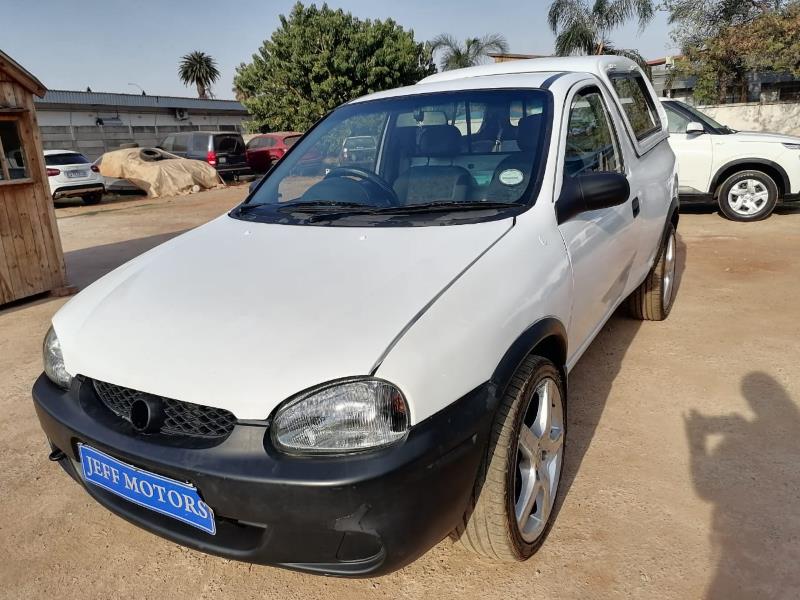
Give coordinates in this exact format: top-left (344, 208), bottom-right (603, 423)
top-left (324, 167), bottom-right (399, 206)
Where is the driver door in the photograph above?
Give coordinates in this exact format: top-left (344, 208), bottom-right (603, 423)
top-left (557, 86), bottom-right (638, 356)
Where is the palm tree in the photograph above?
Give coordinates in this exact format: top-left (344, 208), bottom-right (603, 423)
top-left (178, 51), bottom-right (220, 99)
top-left (430, 34), bottom-right (510, 71)
top-left (547, 0), bottom-right (654, 69)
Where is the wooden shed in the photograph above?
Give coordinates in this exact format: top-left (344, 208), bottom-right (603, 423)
top-left (0, 50), bottom-right (67, 305)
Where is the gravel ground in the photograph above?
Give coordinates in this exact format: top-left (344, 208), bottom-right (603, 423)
top-left (1, 188), bottom-right (799, 599)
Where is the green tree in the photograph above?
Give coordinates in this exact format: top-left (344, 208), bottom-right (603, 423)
top-left (547, 0), bottom-right (654, 69)
top-left (429, 34), bottom-right (509, 70)
top-left (233, 2), bottom-right (435, 133)
top-left (178, 51), bottom-right (220, 99)
top-left (664, 0), bottom-right (799, 103)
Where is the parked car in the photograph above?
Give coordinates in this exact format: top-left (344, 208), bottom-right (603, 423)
top-left (661, 98), bottom-right (800, 221)
top-left (44, 150), bottom-right (105, 205)
top-left (34, 56), bottom-right (678, 577)
top-left (158, 131), bottom-right (250, 179)
top-left (245, 132), bottom-right (302, 172)
top-left (338, 135), bottom-right (378, 169)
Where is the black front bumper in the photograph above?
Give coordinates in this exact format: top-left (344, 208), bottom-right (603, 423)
top-left (32, 375), bottom-right (496, 576)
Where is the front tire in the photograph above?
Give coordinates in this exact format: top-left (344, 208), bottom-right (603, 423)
top-left (628, 224), bottom-right (677, 321)
top-left (456, 356), bottom-right (565, 561)
top-left (717, 170), bottom-right (778, 221)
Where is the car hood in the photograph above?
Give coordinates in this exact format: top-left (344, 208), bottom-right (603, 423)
top-left (54, 215), bottom-right (512, 420)
top-left (726, 131), bottom-right (800, 145)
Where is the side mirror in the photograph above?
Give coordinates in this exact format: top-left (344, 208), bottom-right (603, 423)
top-left (556, 172), bottom-right (630, 224)
top-left (686, 122), bottom-right (706, 135)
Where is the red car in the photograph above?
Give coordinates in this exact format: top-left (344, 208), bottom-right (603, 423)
top-left (245, 132), bottom-right (302, 173)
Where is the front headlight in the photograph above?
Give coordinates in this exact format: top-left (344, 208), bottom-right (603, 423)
top-left (271, 379), bottom-right (409, 454)
top-left (782, 143), bottom-right (800, 150)
top-left (43, 326), bottom-right (73, 389)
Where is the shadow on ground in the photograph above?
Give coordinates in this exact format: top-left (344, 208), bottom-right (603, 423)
top-left (686, 372), bottom-right (800, 599)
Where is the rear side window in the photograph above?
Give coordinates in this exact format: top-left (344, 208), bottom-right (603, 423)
top-left (45, 152), bottom-right (89, 166)
top-left (610, 74), bottom-right (661, 141)
top-left (564, 88), bottom-right (623, 177)
top-left (192, 135), bottom-right (210, 152)
top-left (173, 134), bottom-right (188, 153)
top-left (284, 135), bottom-right (301, 147)
top-left (214, 135), bottom-right (244, 153)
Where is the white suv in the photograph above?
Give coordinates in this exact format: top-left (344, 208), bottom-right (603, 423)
top-left (34, 57), bottom-right (678, 576)
top-left (661, 98), bottom-right (800, 221)
top-left (44, 149), bottom-right (105, 205)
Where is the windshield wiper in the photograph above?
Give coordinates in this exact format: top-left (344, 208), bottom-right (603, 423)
top-left (304, 201), bottom-right (519, 223)
top-left (277, 200), bottom-right (372, 212)
top-left (375, 201), bottom-right (519, 214)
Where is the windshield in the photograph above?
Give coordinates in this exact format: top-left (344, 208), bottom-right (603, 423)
top-left (236, 89), bottom-right (552, 226)
top-left (672, 100), bottom-right (731, 132)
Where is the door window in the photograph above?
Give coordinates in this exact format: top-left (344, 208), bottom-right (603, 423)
top-left (160, 136), bottom-right (174, 151)
top-left (663, 104), bottom-right (692, 134)
top-left (609, 74), bottom-right (661, 140)
top-left (564, 89), bottom-right (623, 177)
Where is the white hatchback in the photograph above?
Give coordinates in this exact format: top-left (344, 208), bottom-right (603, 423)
top-left (34, 56), bottom-right (678, 576)
top-left (44, 149), bottom-right (105, 204)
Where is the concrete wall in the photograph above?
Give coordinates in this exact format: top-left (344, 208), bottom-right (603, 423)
top-left (36, 108), bottom-right (247, 160)
top-left (698, 102), bottom-right (800, 136)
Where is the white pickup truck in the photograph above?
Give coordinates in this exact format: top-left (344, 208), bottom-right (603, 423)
top-left (662, 98), bottom-right (800, 221)
top-left (34, 56), bottom-right (678, 576)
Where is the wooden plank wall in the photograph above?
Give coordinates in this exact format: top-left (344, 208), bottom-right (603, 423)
top-left (0, 72), bottom-right (67, 305)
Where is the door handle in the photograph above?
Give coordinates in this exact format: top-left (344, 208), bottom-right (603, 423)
top-left (631, 197), bottom-right (640, 218)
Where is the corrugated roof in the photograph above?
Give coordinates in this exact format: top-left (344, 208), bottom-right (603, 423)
top-left (35, 90), bottom-right (247, 113)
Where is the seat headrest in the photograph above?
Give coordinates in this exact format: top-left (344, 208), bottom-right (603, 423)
top-left (418, 125), bottom-right (462, 156)
top-left (517, 114), bottom-right (543, 152)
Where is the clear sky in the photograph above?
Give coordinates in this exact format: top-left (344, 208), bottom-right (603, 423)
top-left (3, 0), bottom-right (679, 100)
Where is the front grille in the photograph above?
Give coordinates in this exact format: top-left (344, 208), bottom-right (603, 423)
top-left (92, 380), bottom-right (237, 439)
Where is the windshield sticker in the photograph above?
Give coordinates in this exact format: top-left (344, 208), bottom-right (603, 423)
top-left (499, 169), bottom-right (525, 186)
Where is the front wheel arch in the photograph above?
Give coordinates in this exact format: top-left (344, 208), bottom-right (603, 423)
top-left (710, 160), bottom-right (789, 198)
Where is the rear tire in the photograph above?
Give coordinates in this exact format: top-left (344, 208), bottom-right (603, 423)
top-left (82, 192), bottom-right (103, 205)
top-left (717, 170), bottom-right (778, 221)
top-left (628, 224), bottom-right (677, 321)
top-left (455, 356), bottom-right (565, 561)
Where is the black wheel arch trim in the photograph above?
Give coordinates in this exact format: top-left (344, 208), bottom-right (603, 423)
top-left (710, 159), bottom-right (790, 196)
top-left (490, 317), bottom-right (568, 398)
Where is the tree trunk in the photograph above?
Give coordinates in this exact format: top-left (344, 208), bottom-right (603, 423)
top-left (196, 82), bottom-right (207, 99)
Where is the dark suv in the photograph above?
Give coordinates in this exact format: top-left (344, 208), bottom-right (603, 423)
top-left (158, 131), bottom-right (250, 178)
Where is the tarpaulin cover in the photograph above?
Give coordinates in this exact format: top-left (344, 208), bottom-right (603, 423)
top-left (95, 148), bottom-right (224, 198)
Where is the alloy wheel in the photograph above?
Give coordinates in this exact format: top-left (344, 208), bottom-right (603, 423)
top-left (514, 377), bottom-right (564, 543)
top-left (727, 179), bottom-right (769, 216)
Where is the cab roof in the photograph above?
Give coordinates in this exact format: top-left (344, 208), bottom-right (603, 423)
top-left (350, 71), bottom-right (587, 104)
top-left (419, 55), bottom-right (642, 86)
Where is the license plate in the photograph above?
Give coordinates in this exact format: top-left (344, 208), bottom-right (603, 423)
top-left (66, 170), bottom-right (87, 178)
top-left (78, 444), bottom-right (216, 535)
top-left (218, 156), bottom-right (227, 164)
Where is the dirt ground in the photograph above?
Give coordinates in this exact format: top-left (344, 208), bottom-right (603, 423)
top-left (1, 188), bottom-right (799, 599)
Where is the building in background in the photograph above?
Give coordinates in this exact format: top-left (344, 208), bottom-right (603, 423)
top-left (34, 91), bottom-right (249, 160)
top-left (649, 56), bottom-right (800, 104)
